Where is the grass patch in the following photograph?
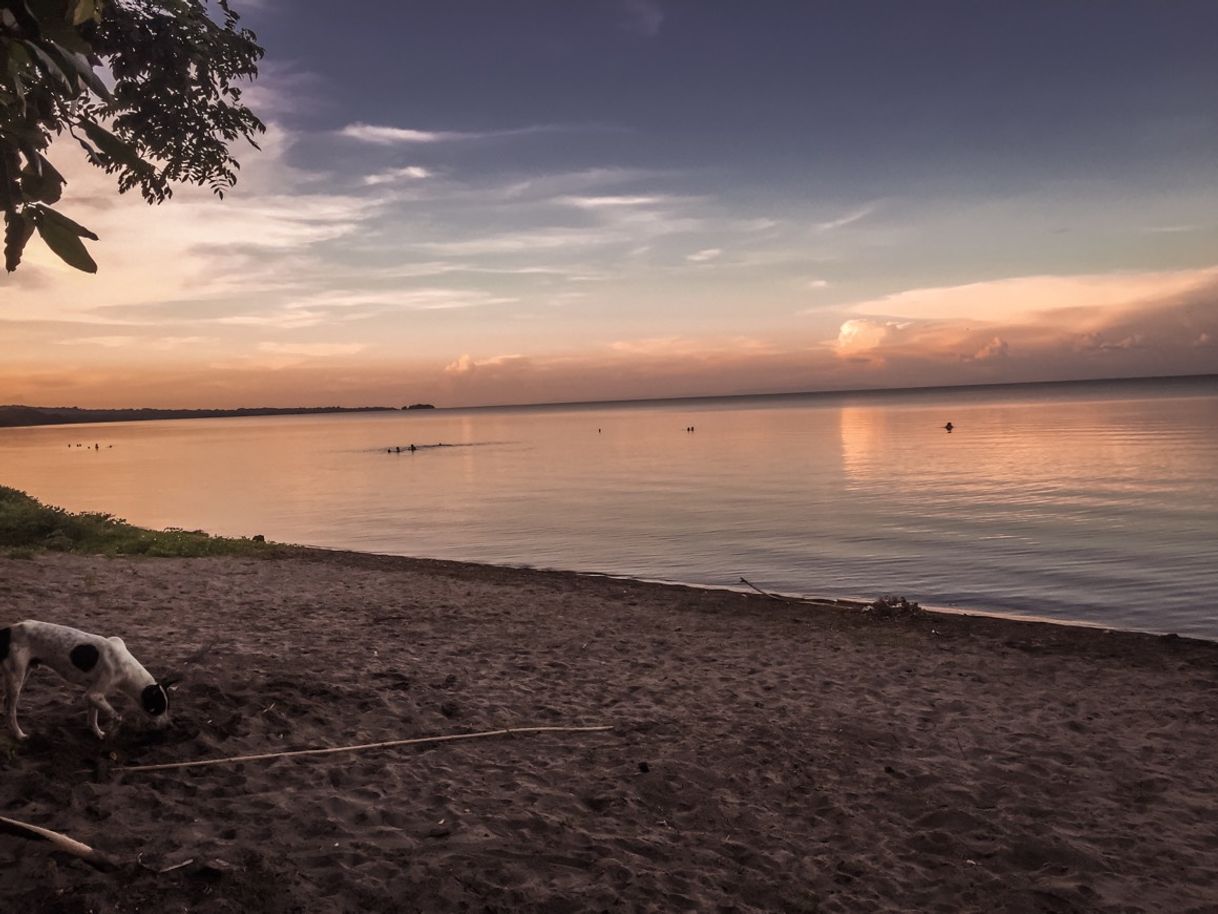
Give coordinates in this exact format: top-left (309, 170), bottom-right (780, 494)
top-left (0, 486), bottom-right (273, 558)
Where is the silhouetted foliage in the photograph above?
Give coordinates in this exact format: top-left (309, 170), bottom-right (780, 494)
top-left (0, 484), bottom-right (273, 556)
top-left (1, 0), bottom-right (264, 273)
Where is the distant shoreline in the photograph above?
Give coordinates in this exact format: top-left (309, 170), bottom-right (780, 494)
top-left (0, 405), bottom-right (400, 430)
top-left (1, 372), bottom-right (1214, 430)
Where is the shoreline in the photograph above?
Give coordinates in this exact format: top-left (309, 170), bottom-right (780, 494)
top-left (2, 547), bottom-right (1217, 912)
top-left (296, 542), bottom-right (1213, 645)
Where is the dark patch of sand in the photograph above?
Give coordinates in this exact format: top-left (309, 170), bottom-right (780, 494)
top-left (1, 550), bottom-right (1216, 913)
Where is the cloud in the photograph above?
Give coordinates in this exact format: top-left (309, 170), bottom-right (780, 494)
top-left (608, 335), bottom-right (771, 357)
top-left (1075, 333), bottom-right (1146, 353)
top-left (687, 248), bottom-right (722, 262)
top-left (972, 336), bottom-right (1010, 361)
top-left (339, 124), bottom-right (468, 144)
top-left (817, 203), bottom-right (878, 232)
top-left (806, 279), bottom-right (830, 289)
top-left (843, 267), bottom-right (1218, 325)
top-left (213, 287), bottom-right (518, 330)
top-left (558, 195), bottom-right (671, 208)
top-left (444, 353), bottom-right (527, 375)
top-left (834, 319), bottom-right (909, 355)
top-left (363, 166), bottom-right (432, 186)
top-left (257, 342), bottom-right (367, 357)
top-left (58, 335), bottom-right (212, 350)
top-left (339, 123), bottom-right (580, 146)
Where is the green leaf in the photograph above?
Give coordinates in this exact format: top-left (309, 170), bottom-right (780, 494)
top-left (79, 120), bottom-right (146, 172)
top-left (23, 0), bottom-right (93, 54)
top-left (35, 214), bottom-right (97, 272)
top-left (69, 0), bottom-right (101, 27)
top-left (4, 211), bottom-right (36, 272)
top-left (34, 204), bottom-right (99, 240)
top-left (21, 158), bottom-right (64, 203)
top-left (61, 48), bottom-right (111, 100)
top-left (20, 40), bottom-right (75, 91)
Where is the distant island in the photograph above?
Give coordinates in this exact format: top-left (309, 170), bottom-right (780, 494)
top-left (0, 404), bottom-right (402, 429)
top-left (404, 403), bottom-right (436, 410)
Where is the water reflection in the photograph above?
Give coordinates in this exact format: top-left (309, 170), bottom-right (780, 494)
top-left (1, 382), bottom-right (1216, 637)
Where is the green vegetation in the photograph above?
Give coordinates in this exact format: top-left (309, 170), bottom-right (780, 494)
top-left (2, 0), bottom-right (264, 272)
top-left (0, 485), bottom-right (272, 557)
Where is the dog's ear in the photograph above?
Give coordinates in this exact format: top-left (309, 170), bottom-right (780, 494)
top-left (141, 683), bottom-right (169, 716)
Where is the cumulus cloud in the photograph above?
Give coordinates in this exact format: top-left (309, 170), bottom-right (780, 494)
top-left (444, 353), bottom-right (527, 375)
top-left (834, 319), bottom-right (909, 355)
top-left (972, 337), bottom-right (1010, 361)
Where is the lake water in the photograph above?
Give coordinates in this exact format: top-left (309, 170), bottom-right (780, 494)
top-left (2, 377), bottom-right (1216, 639)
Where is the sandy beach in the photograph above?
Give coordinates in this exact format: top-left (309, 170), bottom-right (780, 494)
top-left (1, 548), bottom-right (1216, 913)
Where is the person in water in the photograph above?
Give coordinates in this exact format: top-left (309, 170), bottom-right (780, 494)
top-left (944, 422), bottom-right (954, 432)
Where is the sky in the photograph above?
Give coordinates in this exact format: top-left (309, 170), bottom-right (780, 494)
top-left (2, 0), bottom-right (1216, 408)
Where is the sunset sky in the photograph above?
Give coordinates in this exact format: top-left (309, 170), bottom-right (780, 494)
top-left (2, 1), bottom-right (1216, 408)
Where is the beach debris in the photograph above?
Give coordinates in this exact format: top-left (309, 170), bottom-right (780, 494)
top-left (737, 576), bottom-right (869, 610)
top-left (863, 595), bottom-right (925, 620)
top-left (0, 814), bottom-right (122, 871)
top-left (112, 724), bottom-right (615, 774)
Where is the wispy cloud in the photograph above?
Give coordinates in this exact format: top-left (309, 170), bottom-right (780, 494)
top-left (840, 267), bottom-right (1218, 324)
top-left (58, 335), bottom-right (212, 350)
top-left (816, 203), bottom-right (879, 232)
top-left (686, 248), bottom-right (722, 262)
top-left (258, 342), bottom-right (367, 357)
top-left (362, 165), bottom-right (432, 186)
top-left (339, 122), bottom-right (592, 145)
top-left (558, 195), bottom-right (672, 208)
top-left (339, 124), bottom-right (469, 144)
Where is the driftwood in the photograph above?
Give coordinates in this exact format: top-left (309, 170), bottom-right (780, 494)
top-left (117, 724), bottom-right (614, 774)
top-left (739, 576), bottom-right (866, 608)
top-left (0, 814), bottom-right (122, 870)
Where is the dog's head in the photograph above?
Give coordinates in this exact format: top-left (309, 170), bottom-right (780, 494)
top-left (140, 678), bottom-right (177, 728)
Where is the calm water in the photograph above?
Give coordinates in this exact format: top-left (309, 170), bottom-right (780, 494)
top-left (2, 378), bottom-right (1216, 638)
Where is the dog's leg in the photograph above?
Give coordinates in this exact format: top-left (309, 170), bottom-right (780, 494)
top-left (4, 664), bottom-right (29, 741)
top-left (85, 693), bottom-right (121, 740)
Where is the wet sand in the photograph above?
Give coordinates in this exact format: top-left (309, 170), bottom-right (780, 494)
top-left (1, 549), bottom-right (1216, 913)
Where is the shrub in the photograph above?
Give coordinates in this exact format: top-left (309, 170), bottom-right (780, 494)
top-left (0, 486), bottom-right (272, 558)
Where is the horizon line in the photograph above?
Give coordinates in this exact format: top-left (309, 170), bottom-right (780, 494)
top-left (4, 371), bottom-right (1215, 418)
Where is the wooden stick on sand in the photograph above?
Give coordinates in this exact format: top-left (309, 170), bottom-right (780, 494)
top-left (0, 815), bottom-right (122, 870)
top-left (117, 724), bottom-right (614, 774)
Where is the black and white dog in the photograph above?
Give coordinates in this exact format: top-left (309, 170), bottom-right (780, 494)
top-left (1, 621), bottom-right (174, 740)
